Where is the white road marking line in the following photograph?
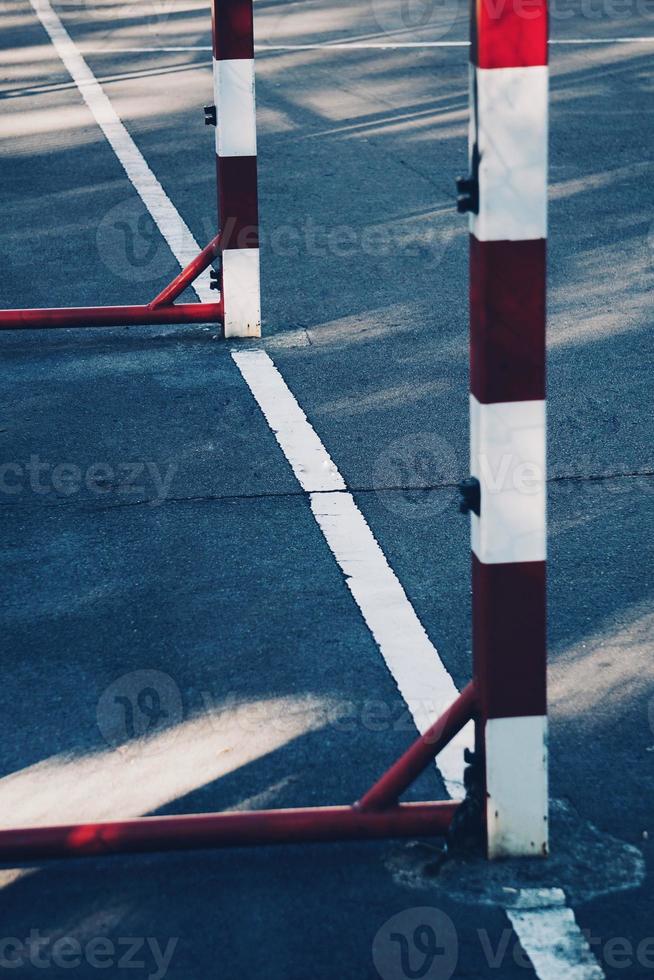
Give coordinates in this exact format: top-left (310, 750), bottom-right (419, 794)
top-left (233, 350), bottom-right (471, 798)
top-left (548, 36), bottom-right (654, 43)
top-left (255, 38), bottom-right (653, 48)
top-left (231, 349), bottom-right (346, 495)
top-left (26, 0), bottom-right (214, 302)
top-left (507, 890), bottom-right (605, 980)
top-left (75, 38), bottom-right (654, 55)
top-left (23, 8), bottom-right (606, 977)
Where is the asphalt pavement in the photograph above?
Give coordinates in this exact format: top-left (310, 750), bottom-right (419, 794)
top-left (0, 0), bottom-right (653, 977)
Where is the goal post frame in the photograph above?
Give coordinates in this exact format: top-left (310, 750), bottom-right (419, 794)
top-left (0, 0), bottom-right (261, 337)
top-left (0, 0), bottom-right (550, 864)
top-left (458, 0), bottom-right (550, 859)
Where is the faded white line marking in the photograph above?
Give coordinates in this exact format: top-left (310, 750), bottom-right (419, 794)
top-left (27, 0), bottom-right (213, 301)
top-left (233, 350), bottom-right (471, 797)
top-left (507, 890), bottom-right (605, 980)
top-left (75, 38), bottom-right (654, 55)
top-left (548, 36), bottom-right (654, 43)
top-left (29, 11), bottom-right (605, 977)
top-left (233, 349), bottom-right (346, 494)
top-left (309, 488), bottom-right (472, 797)
top-left (254, 37), bottom-right (654, 48)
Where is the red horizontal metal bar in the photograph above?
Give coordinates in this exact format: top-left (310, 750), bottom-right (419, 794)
top-left (149, 233), bottom-right (222, 310)
top-left (0, 802), bottom-right (459, 862)
top-left (356, 682), bottom-right (477, 812)
top-left (0, 302), bottom-right (224, 331)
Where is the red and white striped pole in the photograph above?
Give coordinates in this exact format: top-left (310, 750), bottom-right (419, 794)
top-left (458, 0), bottom-right (549, 858)
top-left (209, 0), bottom-right (261, 338)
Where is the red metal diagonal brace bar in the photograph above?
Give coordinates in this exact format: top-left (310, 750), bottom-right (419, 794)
top-left (149, 233), bottom-right (222, 309)
top-left (356, 682), bottom-right (477, 812)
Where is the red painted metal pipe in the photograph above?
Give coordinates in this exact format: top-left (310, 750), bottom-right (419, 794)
top-left (149, 233), bottom-right (222, 309)
top-left (357, 682), bottom-right (477, 812)
top-left (0, 802), bottom-right (459, 862)
top-left (0, 302), bottom-right (224, 331)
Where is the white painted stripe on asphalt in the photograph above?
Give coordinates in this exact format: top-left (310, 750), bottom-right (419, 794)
top-left (549, 36), bottom-right (654, 43)
top-left (231, 350), bottom-right (346, 493)
top-left (30, 14), bottom-right (604, 977)
top-left (233, 353), bottom-right (471, 792)
top-left (257, 38), bottom-right (654, 48)
top-left (213, 57), bottom-right (257, 158)
top-left (308, 488), bottom-right (473, 798)
top-left (75, 38), bottom-right (654, 54)
top-left (259, 41), bottom-right (470, 49)
top-left (507, 891), bottom-right (606, 980)
top-left (470, 395), bottom-right (547, 565)
top-left (27, 0), bottom-right (215, 303)
top-left (233, 352), bottom-right (469, 796)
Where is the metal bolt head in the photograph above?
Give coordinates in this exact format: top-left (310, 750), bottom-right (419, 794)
top-left (458, 476), bottom-right (481, 516)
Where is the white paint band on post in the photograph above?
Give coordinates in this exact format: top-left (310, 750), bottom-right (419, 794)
top-left (470, 66), bottom-right (548, 243)
top-left (470, 395), bottom-right (547, 566)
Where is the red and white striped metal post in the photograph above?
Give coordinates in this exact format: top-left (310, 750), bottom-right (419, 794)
top-left (209, 0), bottom-right (261, 338)
top-left (458, 0), bottom-right (549, 858)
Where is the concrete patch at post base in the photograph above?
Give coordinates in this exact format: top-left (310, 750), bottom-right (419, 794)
top-left (385, 799), bottom-right (645, 907)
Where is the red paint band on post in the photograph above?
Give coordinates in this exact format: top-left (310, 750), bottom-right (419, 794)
top-left (471, 0), bottom-right (548, 68)
top-left (470, 236), bottom-right (546, 404)
top-left (472, 554), bottom-right (547, 720)
top-left (212, 0), bottom-right (254, 60)
top-left (218, 156), bottom-right (259, 249)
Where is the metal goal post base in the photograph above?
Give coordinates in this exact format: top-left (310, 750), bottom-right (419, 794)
top-left (0, 234), bottom-right (224, 332)
top-left (0, 0), bottom-right (262, 339)
top-left (0, 685), bottom-right (475, 863)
